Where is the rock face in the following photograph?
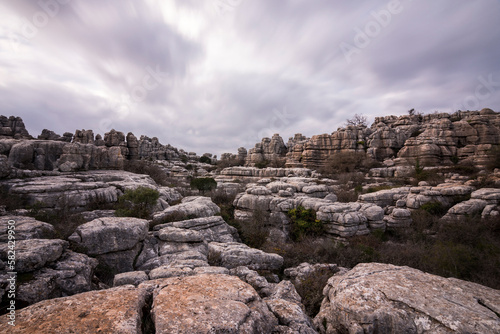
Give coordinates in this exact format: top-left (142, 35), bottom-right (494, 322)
top-left (246, 134), bottom-right (288, 166)
top-left (0, 216), bottom-right (56, 242)
top-left (152, 196), bottom-right (221, 222)
top-left (223, 109), bottom-right (500, 170)
top-left (208, 242), bottom-right (284, 271)
top-left (1, 170), bottom-right (160, 211)
top-left (0, 285), bottom-right (148, 334)
top-left (152, 274), bottom-right (278, 333)
top-left (0, 115), bottom-right (31, 139)
top-left (68, 217), bottom-right (149, 274)
top-left (314, 263), bottom-right (500, 334)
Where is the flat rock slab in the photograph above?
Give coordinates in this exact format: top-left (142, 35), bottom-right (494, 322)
top-left (152, 274), bottom-right (277, 333)
top-left (68, 217), bottom-right (149, 255)
top-left (0, 285), bottom-right (148, 334)
top-left (314, 263), bottom-right (500, 334)
top-left (0, 239), bottom-right (67, 273)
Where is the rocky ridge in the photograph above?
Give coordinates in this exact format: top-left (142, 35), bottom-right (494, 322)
top-left (222, 109), bottom-right (500, 170)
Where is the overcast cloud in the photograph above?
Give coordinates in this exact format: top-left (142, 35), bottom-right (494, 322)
top-left (1, 0), bottom-right (499, 156)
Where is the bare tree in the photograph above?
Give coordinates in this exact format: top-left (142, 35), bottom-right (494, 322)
top-left (345, 114), bottom-right (367, 127)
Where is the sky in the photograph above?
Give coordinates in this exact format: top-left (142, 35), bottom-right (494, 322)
top-left (1, 0), bottom-right (499, 157)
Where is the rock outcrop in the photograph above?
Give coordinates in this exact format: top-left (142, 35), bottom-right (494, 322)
top-left (314, 263), bottom-right (500, 333)
top-left (222, 109), bottom-right (500, 171)
top-left (0, 285), bottom-right (149, 334)
top-left (0, 116), bottom-right (31, 139)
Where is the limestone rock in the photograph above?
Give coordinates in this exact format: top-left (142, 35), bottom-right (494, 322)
top-left (113, 271), bottom-right (149, 287)
top-left (208, 242), bottom-right (283, 271)
top-left (0, 239), bottom-right (67, 273)
top-left (314, 263), bottom-right (500, 333)
top-left (72, 129), bottom-right (94, 144)
top-left (104, 129), bottom-right (126, 147)
top-left (16, 250), bottom-right (98, 306)
top-left (229, 266), bottom-right (274, 297)
top-left (152, 196), bottom-right (221, 223)
top-left (152, 274), bottom-right (278, 333)
top-left (0, 216), bottom-right (56, 242)
top-left (0, 154), bottom-right (10, 178)
top-left (0, 115), bottom-right (31, 139)
top-left (0, 285), bottom-right (148, 334)
top-left (68, 217), bottom-right (149, 256)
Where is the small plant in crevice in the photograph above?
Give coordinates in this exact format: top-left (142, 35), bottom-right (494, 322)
top-left (115, 186), bottom-right (160, 219)
top-left (287, 206), bottom-right (324, 241)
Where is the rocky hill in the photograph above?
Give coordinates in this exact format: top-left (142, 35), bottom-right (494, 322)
top-left (0, 112), bottom-right (499, 333)
top-left (223, 108), bottom-right (500, 170)
top-left (0, 117), bottom-right (205, 177)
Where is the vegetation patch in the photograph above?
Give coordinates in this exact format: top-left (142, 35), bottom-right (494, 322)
top-left (115, 186), bottom-right (160, 219)
top-left (190, 177), bottom-right (217, 194)
top-left (287, 206), bottom-right (324, 241)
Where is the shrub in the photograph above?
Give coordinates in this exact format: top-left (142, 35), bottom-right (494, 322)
top-left (420, 201), bottom-right (447, 216)
top-left (295, 268), bottom-right (332, 317)
top-left (190, 177), bottom-right (217, 194)
top-left (115, 186), bottom-right (160, 219)
top-left (321, 151), bottom-right (377, 176)
top-left (238, 208), bottom-right (271, 248)
top-left (199, 156), bottom-right (212, 164)
top-left (287, 206), bottom-right (324, 241)
top-left (254, 160), bottom-right (270, 169)
top-left (345, 114), bottom-right (367, 127)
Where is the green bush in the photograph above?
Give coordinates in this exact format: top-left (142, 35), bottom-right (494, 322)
top-left (115, 186), bottom-right (160, 219)
top-left (420, 201), bottom-right (447, 216)
top-left (190, 177), bottom-right (217, 194)
top-left (287, 206), bottom-right (324, 241)
top-left (254, 160), bottom-right (270, 169)
top-left (199, 156), bottom-right (212, 164)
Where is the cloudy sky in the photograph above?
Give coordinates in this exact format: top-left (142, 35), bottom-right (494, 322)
top-left (1, 0), bottom-right (499, 156)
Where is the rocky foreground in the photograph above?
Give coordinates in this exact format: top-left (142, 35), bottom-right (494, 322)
top-left (0, 111), bottom-right (500, 333)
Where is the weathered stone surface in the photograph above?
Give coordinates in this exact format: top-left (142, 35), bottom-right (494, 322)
top-left (104, 129), bottom-right (126, 147)
top-left (152, 196), bottom-right (221, 222)
top-left (113, 271), bottom-right (149, 287)
top-left (156, 226), bottom-right (204, 243)
top-left (0, 239), bottom-right (67, 273)
top-left (152, 274), bottom-right (278, 333)
top-left (284, 262), bottom-right (343, 289)
top-left (208, 242), bottom-right (283, 271)
top-left (229, 266), bottom-right (274, 297)
top-left (0, 285), bottom-right (148, 334)
top-left (153, 216), bottom-right (239, 243)
top-left (2, 170), bottom-right (158, 211)
top-left (68, 217), bottom-right (149, 255)
top-left (266, 298), bottom-right (317, 334)
top-left (0, 216), bottom-right (56, 242)
top-left (314, 263), bottom-right (500, 334)
top-left (16, 250), bottom-right (98, 305)
top-left (444, 199), bottom-right (489, 220)
top-left (72, 129), bottom-right (94, 144)
top-left (0, 115), bottom-right (31, 139)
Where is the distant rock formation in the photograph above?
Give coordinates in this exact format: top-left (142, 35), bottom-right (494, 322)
top-left (0, 116), bottom-right (31, 139)
top-left (0, 115), bottom-right (195, 175)
top-left (222, 109), bottom-right (500, 170)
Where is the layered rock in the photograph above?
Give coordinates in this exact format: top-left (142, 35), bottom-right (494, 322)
top-left (1, 170), bottom-right (161, 211)
top-left (246, 134), bottom-right (287, 166)
top-left (0, 116), bottom-right (31, 139)
top-left (68, 217), bottom-right (149, 274)
top-left (314, 263), bottom-right (500, 333)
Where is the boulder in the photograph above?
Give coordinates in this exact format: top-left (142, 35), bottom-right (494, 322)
top-left (0, 285), bottom-right (148, 334)
top-left (153, 216), bottom-right (239, 243)
top-left (314, 263), bottom-right (500, 333)
top-left (0, 216), bottom-right (56, 242)
top-left (113, 271), bottom-right (149, 287)
top-left (152, 196), bottom-right (221, 222)
top-left (68, 217), bottom-right (149, 256)
top-left (16, 250), bottom-right (98, 305)
top-left (0, 239), bottom-right (68, 273)
top-left (152, 274), bottom-right (278, 333)
top-left (208, 242), bottom-right (283, 272)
